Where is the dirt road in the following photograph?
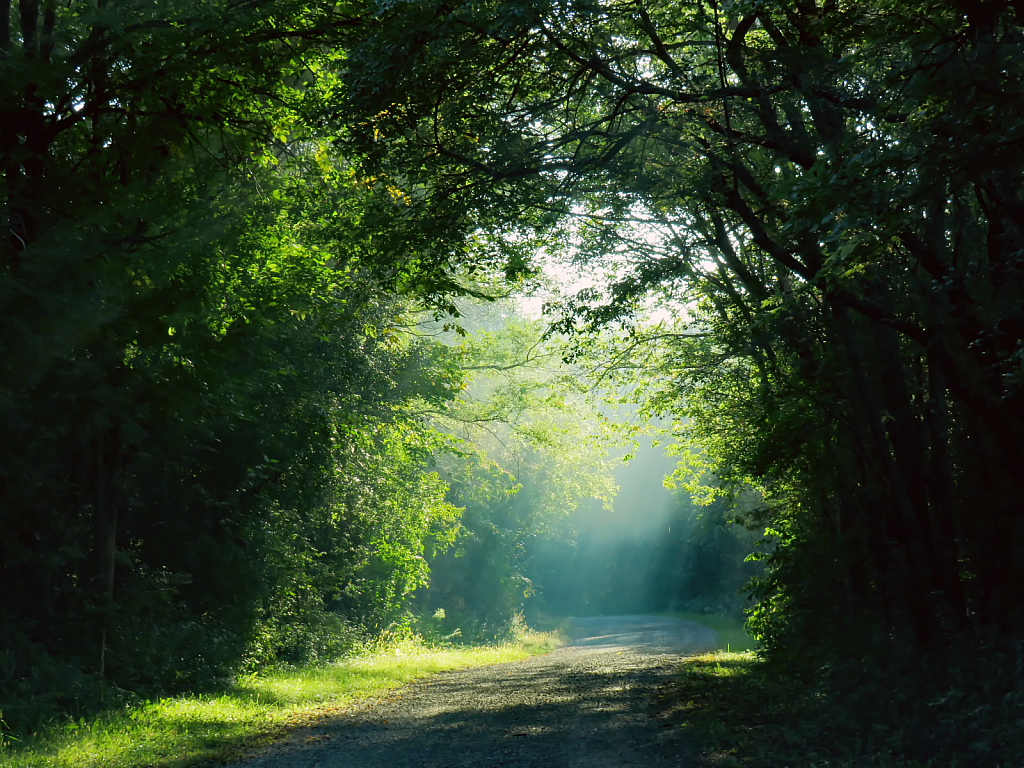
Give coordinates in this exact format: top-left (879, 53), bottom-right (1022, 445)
top-left (238, 615), bottom-right (718, 768)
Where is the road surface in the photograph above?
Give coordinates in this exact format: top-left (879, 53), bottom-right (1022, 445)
top-left (237, 615), bottom-right (718, 768)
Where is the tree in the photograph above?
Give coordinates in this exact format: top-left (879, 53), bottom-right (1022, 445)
top-left (0, 0), bottom-right (501, 730)
top-left (340, 0), bottom-right (1024, 655)
top-left (411, 303), bottom-right (617, 637)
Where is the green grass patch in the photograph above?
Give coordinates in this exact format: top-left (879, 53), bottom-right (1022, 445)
top-left (661, 612), bottom-right (757, 652)
top-left (0, 632), bottom-right (559, 768)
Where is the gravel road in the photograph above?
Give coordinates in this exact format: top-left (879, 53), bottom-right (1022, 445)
top-left (238, 615), bottom-right (718, 768)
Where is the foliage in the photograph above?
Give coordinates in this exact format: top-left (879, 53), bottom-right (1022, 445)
top-left (7, 0), bottom-right (1024, 756)
top-left (666, 614), bottom-right (756, 653)
top-left (340, 0), bottom-right (1024, 666)
top-left (0, 0), bottom-right (503, 738)
top-left (531, 481), bottom-right (762, 618)
top-left (412, 308), bottom-right (618, 639)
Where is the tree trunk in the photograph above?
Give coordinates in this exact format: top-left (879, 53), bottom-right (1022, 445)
top-left (91, 424), bottom-right (123, 674)
top-left (831, 303), bottom-right (936, 647)
top-left (923, 354), bottom-right (968, 630)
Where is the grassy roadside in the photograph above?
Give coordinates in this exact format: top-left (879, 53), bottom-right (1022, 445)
top-left (661, 612), bottom-right (757, 652)
top-left (0, 632), bottom-right (560, 768)
top-left (655, 650), bottom-right (835, 768)
top-left (656, 648), bottom-right (1024, 768)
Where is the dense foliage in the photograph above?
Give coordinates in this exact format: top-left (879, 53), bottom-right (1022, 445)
top-left (533, 451), bottom-right (762, 619)
top-left (658, 647), bottom-right (1024, 767)
top-left (411, 310), bottom-right (617, 639)
top-left (341, 0), bottom-right (1024, 664)
top-left (0, 0), bottom-right (616, 733)
top-left (0, 0), bottom-right (483, 733)
top-left (6, 0), bottom-right (1024, 758)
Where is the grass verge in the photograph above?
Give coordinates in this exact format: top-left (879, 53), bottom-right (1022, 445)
top-left (0, 631), bottom-right (560, 768)
top-left (655, 649), bottom-right (1024, 768)
top-left (661, 612), bottom-right (757, 652)
top-left (655, 651), bottom-right (827, 768)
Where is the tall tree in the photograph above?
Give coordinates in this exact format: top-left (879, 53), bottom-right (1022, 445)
top-left (0, 0), bottom-right (496, 729)
top-left (340, 0), bottom-right (1024, 653)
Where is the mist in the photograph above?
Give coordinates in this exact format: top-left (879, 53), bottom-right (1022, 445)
top-left (528, 443), bottom-right (761, 621)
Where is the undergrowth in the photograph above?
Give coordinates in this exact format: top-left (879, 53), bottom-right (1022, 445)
top-left (657, 639), bottom-right (1024, 768)
top-left (0, 630), bottom-right (559, 768)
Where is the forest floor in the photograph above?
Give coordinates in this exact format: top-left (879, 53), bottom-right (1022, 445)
top-left (18, 615), bottom-right (1010, 767)
top-left (228, 615), bottom-right (719, 768)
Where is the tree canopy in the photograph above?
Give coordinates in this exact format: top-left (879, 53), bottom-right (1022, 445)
top-left (339, 0), bottom-right (1024, 654)
top-left (0, 0), bottom-right (508, 730)
top-left (3, 0), bottom-right (1024, 744)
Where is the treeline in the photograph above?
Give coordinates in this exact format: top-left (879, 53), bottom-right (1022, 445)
top-left (523, 444), bottom-right (760, 619)
top-left (412, 309), bottom-right (617, 639)
top-left (5, 0), bottom-right (1024, 751)
top-left (0, 0), bottom-right (469, 730)
top-left (0, 0), bottom-right (604, 735)
top-left (337, 0), bottom-right (1024, 672)
top-left (536, 490), bottom-right (760, 620)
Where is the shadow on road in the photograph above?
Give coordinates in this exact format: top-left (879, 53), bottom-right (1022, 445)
top-left (241, 615), bottom-right (717, 768)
